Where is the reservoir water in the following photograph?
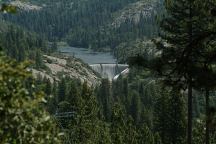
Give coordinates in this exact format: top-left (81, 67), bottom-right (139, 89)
top-left (59, 46), bottom-right (117, 64)
top-left (59, 46), bottom-right (129, 80)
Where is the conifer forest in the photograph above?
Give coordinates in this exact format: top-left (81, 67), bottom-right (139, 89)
top-left (0, 0), bottom-right (216, 144)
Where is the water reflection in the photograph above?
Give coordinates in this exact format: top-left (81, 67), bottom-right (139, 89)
top-left (59, 47), bottom-right (117, 64)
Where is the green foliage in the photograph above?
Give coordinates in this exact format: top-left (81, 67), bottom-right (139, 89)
top-left (115, 39), bottom-right (156, 63)
top-left (0, 54), bottom-right (62, 143)
top-left (0, 23), bottom-right (50, 62)
top-left (57, 78), bottom-right (66, 103)
top-left (0, 4), bottom-right (17, 13)
top-left (93, 66), bottom-right (187, 143)
top-left (41, 77), bottom-right (111, 143)
top-left (40, 71), bottom-right (164, 143)
top-left (137, 124), bottom-right (155, 144)
top-left (68, 81), bottom-right (106, 144)
top-left (35, 50), bottom-right (44, 69)
top-left (97, 79), bottom-right (112, 121)
top-left (149, 1), bottom-right (216, 144)
top-left (130, 90), bottom-right (142, 124)
top-left (167, 89), bottom-right (186, 143)
top-left (154, 88), bottom-right (186, 144)
top-left (193, 118), bottom-right (216, 144)
top-left (2, 0), bottom-right (161, 51)
top-left (110, 103), bottom-right (127, 144)
top-left (3, 1), bottom-right (214, 143)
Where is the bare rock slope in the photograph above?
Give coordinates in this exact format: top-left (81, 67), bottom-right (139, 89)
top-left (112, 0), bottom-right (159, 28)
top-left (32, 55), bottom-right (100, 86)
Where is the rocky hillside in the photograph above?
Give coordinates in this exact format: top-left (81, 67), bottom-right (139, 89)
top-left (2, 0), bottom-right (163, 51)
top-left (111, 0), bottom-right (159, 28)
top-left (32, 55), bottom-right (100, 86)
top-left (10, 1), bottom-right (42, 11)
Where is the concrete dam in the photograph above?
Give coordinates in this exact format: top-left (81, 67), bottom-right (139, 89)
top-left (90, 64), bottom-right (129, 80)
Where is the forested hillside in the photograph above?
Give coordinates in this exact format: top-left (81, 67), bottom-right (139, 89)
top-left (1, 0), bottom-right (216, 144)
top-left (2, 0), bottom-right (162, 51)
top-left (0, 19), bottom-right (50, 62)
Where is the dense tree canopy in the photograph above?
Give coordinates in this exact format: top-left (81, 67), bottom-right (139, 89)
top-left (2, 0), bottom-right (161, 50)
top-left (0, 0), bottom-right (216, 144)
top-left (0, 53), bottom-right (62, 143)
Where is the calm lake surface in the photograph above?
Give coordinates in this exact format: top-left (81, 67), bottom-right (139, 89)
top-left (59, 47), bottom-right (117, 64)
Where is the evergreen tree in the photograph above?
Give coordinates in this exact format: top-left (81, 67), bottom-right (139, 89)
top-left (0, 53), bottom-right (62, 143)
top-left (154, 88), bottom-right (186, 144)
top-left (125, 117), bottom-right (139, 144)
top-left (57, 78), bottom-right (66, 103)
top-left (97, 78), bottom-right (112, 121)
top-left (190, 1), bottom-right (216, 143)
top-left (47, 81), bottom-right (58, 114)
top-left (110, 103), bottom-right (127, 144)
top-left (154, 89), bottom-right (170, 143)
top-left (44, 78), bottom-right (52, 96)
top-left (2, 0), bottom-right (160, 51)
top-left (152, 0), bottom-right (213, 143)
top-left (167, 89), bottom-right (186, 144)
top-left (35, 50), bottom-right (43, 69)
top-left (69, 81), bottom-right (101, 143)
top-left (66, 80), bottom-right (79, 104)
top-left (130, 90), bottom-right (142, 124)
top-left (0, 24), bottom-right (49, 61)
top-left (137, 124), bottom-right (155, 144)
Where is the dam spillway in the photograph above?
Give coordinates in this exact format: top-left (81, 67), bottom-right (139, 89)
top-left (90, 64), bottom-right (129, 80)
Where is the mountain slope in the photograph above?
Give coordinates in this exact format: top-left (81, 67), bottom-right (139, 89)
top-left (32, 54), bottom-right (100, 86)
top-left (2, 0), bottom-right (163, 51)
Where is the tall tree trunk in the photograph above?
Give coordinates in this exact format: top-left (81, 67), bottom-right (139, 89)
top-left (188, 80), bottom-right (193, 144)
top-left (188, 0), bottom-right (193, 143)
top-left (206, 89), bottom-right (210, 144)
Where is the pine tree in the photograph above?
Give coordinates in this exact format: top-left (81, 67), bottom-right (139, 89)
top-left (152, 0), bottom-right (212, 143)
top-left (110, 103), bottom-right (127, 144)
top-left (154, 89), bottom-right (169, 143)
top-left (167, 89), bottom-right (186, 144)
top-left (190, 1), bottom-right (216, 143)
top-left (154, 88), bottom-right (186, 144)
top-left (47, 81), bottom-right (58, 113)
top-left (44, 78), bottom-right (52, 96)
top-left (130, 91), bottom-right (141, 124)
top-left (66, 81), bottom-right (79, 104)
top-left (0, 53), bottom-right (62, 143)
top-left (35, 50), bottom-right (43, 69)
top-left (57, 78), bottom-right (66, 103)
top-left (69, 81), bottom-right (101, 143)
top-left (125, 116), bottom-right (139, 144)
top-left (137, 124), bottom-right (155, 144)
top-left (17, 40), bottom-right (26, 61)
top-left (97, 78), bottom-right (112, 121)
